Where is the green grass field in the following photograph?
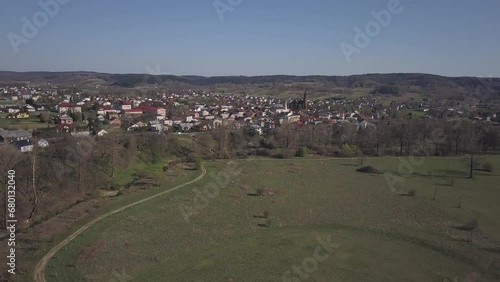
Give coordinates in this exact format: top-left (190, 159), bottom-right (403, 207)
top-left (0, 117), bottom-right (49, 130)
top-left (18, 167), bottom-right (200, 282)
top-left (44, 156), bottom-right (500, 281)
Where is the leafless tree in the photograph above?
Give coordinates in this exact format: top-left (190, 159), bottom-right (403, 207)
top-left (17, 143), bottom-right (46, 223)
top-left (212, 124), bottom-right (230, 159)
top-left (464, 123), bottom-right (482, 179)
top-left (276, 123), bottom-right (298, 158)
top-left (373, 121), bottom-right (389, 156)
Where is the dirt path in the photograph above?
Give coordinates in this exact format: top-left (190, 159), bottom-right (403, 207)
top-left (33, 165), bottom-right (206, 282)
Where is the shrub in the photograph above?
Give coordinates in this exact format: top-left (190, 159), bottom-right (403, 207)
top-left (340, 144), bottom-right (359, 157)
top-left (111, 183), bottom-right (120, 191)
top-left (483, 162), bottom-right (494, 172)
top-left (296, 147), bottom-right (309, 157)
top-left (407, 189), bottom-right (416, 197)
top-left (356, 166), bottom-right (383, 174)
top-left (194, 158), bottom-right (202, 170)
top-left (256, 189), bottom-right (264, 196)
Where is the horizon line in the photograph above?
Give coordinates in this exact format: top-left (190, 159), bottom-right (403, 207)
top-left (0, 70), bottom-right (497, 79)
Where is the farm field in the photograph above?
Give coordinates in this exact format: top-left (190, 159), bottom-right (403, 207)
top-left (44, 156), bottom-right (500, 281)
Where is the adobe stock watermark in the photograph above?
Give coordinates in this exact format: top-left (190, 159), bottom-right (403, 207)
top-left (340, 0), bottom-right (410, 63)
top-left (179, 161), bottom-right (241, 223)
top-left (474, 75), bottom-right (498, 101)
top-left (213, 0), bottom-right (243, 21)
top-left (143, 64), bottom-right (164, 85)
top-left (282, 235), bottom-right (340, 282)
top-left (7, 0), bottom-right (71, 54)
top-left (383, 120), bottom-right (462, 195)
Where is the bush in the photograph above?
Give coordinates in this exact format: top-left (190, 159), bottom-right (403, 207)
top-left (110, 183), bottom-right (120, 191)
top-left (407, 189), bottom-right (416, 197)
top-left (194, 158), bottom-right (202, 170)
top-left (356, 166), bottom-right (383, 174)
top-left (483, 162), bottom-right (494, 172)
top-left (340, 144), bottom-right (359, 157)
top-left (296, 147), bottom-right (309, 157)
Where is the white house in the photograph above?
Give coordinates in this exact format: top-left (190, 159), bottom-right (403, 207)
top-left (97, 129), bottom-right (108, 136)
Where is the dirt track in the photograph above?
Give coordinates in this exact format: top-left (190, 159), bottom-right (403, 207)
top-left (33, 165), bottom-right (206, 282)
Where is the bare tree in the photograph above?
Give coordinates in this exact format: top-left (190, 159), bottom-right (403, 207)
top-left (212, 124), bottom-right (230, 159)
top-left (17, 143), bottom-right (46, 223)
top-left (341, 123), bottom-right (358, 146)
top-left (392, 122), bottom-right (408, 156)
top-left (276, 123), bottom-right (298, 158)
top-left (372, 122), bottom-right (389, 156)
top-left (464, 123), bottom-right (482, 179)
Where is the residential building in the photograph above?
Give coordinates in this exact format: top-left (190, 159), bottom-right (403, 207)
top-left (57, 103), bottom-right (82, 113)
top-left (0, 129), bottom-right (32, 143)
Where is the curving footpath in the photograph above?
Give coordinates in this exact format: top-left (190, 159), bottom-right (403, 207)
top-left (34, 165), bottom-right (206, 282)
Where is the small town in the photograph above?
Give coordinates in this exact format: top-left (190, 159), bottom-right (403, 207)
top-left (1, 83), bottom-right (499, 153)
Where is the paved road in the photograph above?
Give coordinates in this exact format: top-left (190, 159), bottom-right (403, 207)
top-left (33, 165), bottom-right (207, 282)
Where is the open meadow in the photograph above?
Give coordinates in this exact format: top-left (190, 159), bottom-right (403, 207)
top-left (43, 156), bottom-right (500, 281)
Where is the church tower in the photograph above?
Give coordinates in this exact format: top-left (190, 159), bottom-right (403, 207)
top-left (303, 90), bottom-right (308, 110)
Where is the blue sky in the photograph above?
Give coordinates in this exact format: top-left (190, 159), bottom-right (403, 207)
top-left (1, 0), bottom-right (499, 77)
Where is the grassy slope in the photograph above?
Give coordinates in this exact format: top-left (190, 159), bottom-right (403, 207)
top-left (16, 167), bottom-right (199, 282)
top-left (46, 156), bottom-right (500, 281)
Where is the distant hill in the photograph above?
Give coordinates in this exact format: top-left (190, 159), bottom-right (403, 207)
top-left (0, 71), bottom-right (499, 99)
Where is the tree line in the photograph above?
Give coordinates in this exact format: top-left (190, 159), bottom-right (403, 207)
top-left (193, 119), bottom-right (499, 160)
top-left (0, 132), bottom-right (199, 231)
top-left (0, 118), bottom-right (498, 231)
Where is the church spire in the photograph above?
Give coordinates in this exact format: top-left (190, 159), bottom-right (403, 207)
top-left (303, 90), bottom-right (308, 110)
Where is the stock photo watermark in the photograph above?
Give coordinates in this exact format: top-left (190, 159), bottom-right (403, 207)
top-left (7, 0), bottom-right (71, 54)
top-left (340, 0), bottom-right (409, 63)
top-left (6, 170), bottom-right (17, 275)
top-left (282, 235), bottom-right (340, 282)
top-left (475, 75), bottom-right (498, 101)
top-left (143, 64), bottom-right (164, 85)
top-left (213, 0), bottom-right (243, 21)
top-left (179, 161), bottom-right (241, 223)
top-left (383, 116), bottom-right (469, 196)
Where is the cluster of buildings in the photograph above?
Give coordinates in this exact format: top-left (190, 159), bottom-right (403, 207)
top-left (0, 129), bottom-right (48, 152)
top-left (1, 84), bottom-right (499, 152)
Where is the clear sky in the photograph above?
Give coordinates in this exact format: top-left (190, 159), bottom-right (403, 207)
top-left (1, 0), bottom-right (499, 77)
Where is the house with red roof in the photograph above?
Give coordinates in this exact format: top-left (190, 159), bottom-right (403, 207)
top-left (123, 109), bottom-right (143, 115)
top-left (98, 105), bottom-right (119, 115)
top-left (139, 105), bottom-right (166, 116)
top-left (54, 123), bottom-right (72, 133)
top-left (120, 101), bottom-right (132, 111)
